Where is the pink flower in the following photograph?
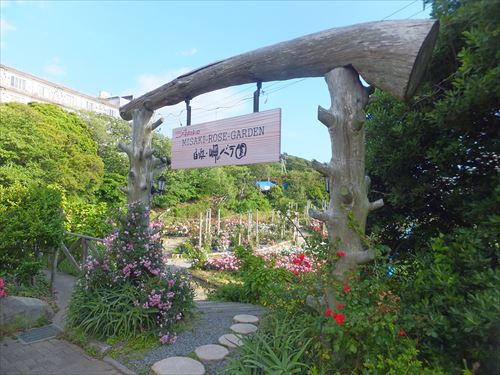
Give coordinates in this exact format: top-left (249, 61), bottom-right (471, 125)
top-left (0, 278), bottom-right (7, 298)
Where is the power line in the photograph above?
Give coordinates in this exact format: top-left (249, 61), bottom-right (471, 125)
top-left (407, 8), bottom-right (428, 19)
top-left (382, 0), bottom-right (419, 20)
top-left (161, 1), bottom-right (428, 118)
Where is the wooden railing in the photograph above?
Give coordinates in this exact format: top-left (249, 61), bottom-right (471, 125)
top-left (50, 232), bottom-right (104, 291)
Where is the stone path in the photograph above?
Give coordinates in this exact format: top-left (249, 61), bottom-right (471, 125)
top-left (151, 310), bottom-right (261, 375)
top-left (0, 336), bottom-right (121, 375)
top-left (123, 300), bottom-right (265, 375)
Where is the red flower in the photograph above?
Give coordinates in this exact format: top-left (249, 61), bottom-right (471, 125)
top-left (399, 330), bottom-right (406, 336)
top-left (335, 313), bottom-right (345, 325)
top-left (336, 251), bottom-right (345, 257)
top-left (299, 253), bottom-right (305, 260)
top-left (337, 303), bottom-right (343, 310)
top-left (343, 285), bottom-right (350, 293)
top-left (325, 309), bottom-right (332, 317)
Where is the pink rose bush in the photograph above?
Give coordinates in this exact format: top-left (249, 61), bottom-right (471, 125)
top-left (0, 277), bottom-right (7, 298)
top-left (69, 203), bottom-right (194, 343)
top-left (204, 254), bottom-right (240, 272)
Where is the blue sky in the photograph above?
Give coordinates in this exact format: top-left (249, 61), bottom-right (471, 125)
top-left (1, 0), bottom-right (431, 162)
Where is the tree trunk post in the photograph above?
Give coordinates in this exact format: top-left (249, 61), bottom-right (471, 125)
top-left (50, 248), bottom-right (59, 294)
top-left (199, 212), bottom-right (203, 248)
top-left (247, 211), bottom-right (252, 244)
top-left (238, 213), bottom-right (242, 245)
top-left (310, 66), bottom-right (384, 308)
top-left (118, 107), bottom-right (161, 225)
top-left (256, 210), bottom-right (259, 247)
top-left (217, 208), bottom-right (221, 235)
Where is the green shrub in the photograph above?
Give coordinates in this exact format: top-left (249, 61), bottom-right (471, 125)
top-left (396, 214), bottom-right (500, 373)
top-left (233, 245), bottom-right (292, 305)
top-left (0, 183), bottom-right (64, 284)
top-left (67, 203), bottom-right (194, 341)
top-left (179, 240), bottom-right (208, 269)
top-left (68, 282), bottom-right (156, 338)
top-left (223, 314), bottom-right (312, 375)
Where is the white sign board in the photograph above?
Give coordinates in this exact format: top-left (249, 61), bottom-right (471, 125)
top-left (171, 108), bottom-right (281, 169)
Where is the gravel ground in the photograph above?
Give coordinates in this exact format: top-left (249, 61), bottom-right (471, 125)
top-left (121, 300), bottom-right (265, 375)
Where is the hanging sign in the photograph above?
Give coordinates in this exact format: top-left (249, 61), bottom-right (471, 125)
top-left (171, 108), bottom-right (281, 169)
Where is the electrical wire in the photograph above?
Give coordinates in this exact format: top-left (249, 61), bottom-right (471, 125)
top-left (382, 0), bottom-right (419, 20)
top-left (165, 1), bottom-right (429, 122)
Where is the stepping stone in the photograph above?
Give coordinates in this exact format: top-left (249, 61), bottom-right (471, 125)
top-left (233, 314), bottom-right (259, 324)
top-left (152, 356), bottom-right (205, 375)
top-left (218, 333), bottom-right (243, 348)
top-left (230, 323), bottom-right (258, 335)
top-left (195, 344), bottom-right (229, 362)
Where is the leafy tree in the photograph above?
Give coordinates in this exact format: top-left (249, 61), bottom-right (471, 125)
top-left (0, 183), bottom-right (64, 283)
top-left (364, 0), bottom-right (499, 371)
top-left (0, 103), bottom-right (103, 197)
top-left (365, 0), bottom-right (499, 252)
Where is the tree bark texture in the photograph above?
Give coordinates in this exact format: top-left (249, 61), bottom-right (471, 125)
top-left (118, 108), bottom-right (159, 209)
top-left (309, 67), bottom-right (384, 308)
top-left (120, 19), bottom-right (438, 120)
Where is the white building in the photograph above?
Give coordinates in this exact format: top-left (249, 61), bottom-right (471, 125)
top-left (0, 64), bottom-right (131, 118)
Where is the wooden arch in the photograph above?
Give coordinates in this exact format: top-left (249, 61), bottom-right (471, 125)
top-left (118, 19), bottom-right (439, 308)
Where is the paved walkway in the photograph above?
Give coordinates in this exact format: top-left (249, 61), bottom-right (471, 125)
top-left (0, 336), bottom-right (121, 375)
top-left (0, 272), bottom-right (124, 375)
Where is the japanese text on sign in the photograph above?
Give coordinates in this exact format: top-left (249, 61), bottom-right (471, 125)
top-left (171, 108), bottom-right (281, 169)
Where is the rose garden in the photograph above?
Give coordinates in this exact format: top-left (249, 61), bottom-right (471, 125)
top-left (1, 1), bottom-right (499, 374)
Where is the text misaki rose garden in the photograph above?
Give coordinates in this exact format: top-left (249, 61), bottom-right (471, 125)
top-left (178, 126), bottom-right (265, 147)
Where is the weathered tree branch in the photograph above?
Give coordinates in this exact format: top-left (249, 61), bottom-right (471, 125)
top-left (120, 20), bottom-right (438, 120)
top-left (118, 142), bottom-right (132, 157)
top-left (369, 199), bottom-right (384, 211)
top-left (318, 105), bottom-right (336, 128)
top-left (309, 208), bottom-right (331, 223)
top-left (311, 159), bottom-right (334, 176)
top-left (151, 117), bottom-right (164, 131)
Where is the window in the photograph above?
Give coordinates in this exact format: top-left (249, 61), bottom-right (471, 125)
top-left (10, 75), bottom-right (26, 91)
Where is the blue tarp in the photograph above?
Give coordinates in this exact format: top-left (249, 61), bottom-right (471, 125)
top-left (256, 180), bottom-right (277, 192)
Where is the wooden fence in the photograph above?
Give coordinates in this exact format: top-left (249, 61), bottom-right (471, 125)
top-left (50, 232), bottom-right (103, 291)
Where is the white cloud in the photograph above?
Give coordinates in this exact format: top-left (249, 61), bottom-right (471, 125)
top-left (124, 69), bottom-right (253, 136)
top-left (44, 57), bottom-right (66, 76)
top-left (0, 18), bottom-right (16, 32)
top-left (177, 48), bottom-right (198, 57)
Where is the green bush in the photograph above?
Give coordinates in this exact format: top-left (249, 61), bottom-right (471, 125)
top-left (0, 183), bottom-right (64, 284)
top-left (68, 282), bottom-right (156, 338)
top-left (396, 214), bottom-right (500, 373)
top-left (68, 203), bottom-right (194, 341)
top-left (223, 314), bottom-right (312, 374)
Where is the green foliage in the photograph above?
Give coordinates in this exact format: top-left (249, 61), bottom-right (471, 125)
top-left (225, 246), bottom-right (292, 305)
top-left (223, 314), bottom-right (312, 374)
top-left (180, 240), bottom-right (208, 269)
top-left (396, 214), bottom-right (500, 373)
top-left (366, 0), bottom-right (499, 252)
top-left (63, 197), bottom-right (115, 238)
top-left (0, 183), bottom-right (64, 283)
top-left (3, 273), bottom-right (51, 300)
top-left (0, 103), bottom-right (103, 196)
top-left (68, 281), bottom-right (157, 338)
top-left (363, 0), bottom-right (499, 371)
top-left (68, 203), bottom-right (194, 340)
